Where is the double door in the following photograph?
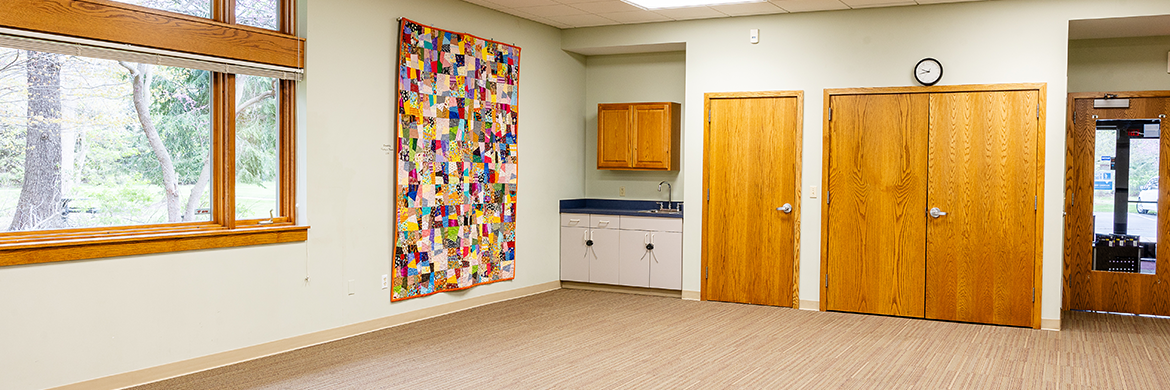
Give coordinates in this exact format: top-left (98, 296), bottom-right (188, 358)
top-left (825, 88), bottom-right (1042, 328)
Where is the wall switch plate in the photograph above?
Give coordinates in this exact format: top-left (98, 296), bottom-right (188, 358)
top-left (810, 186), bottom-right (818, 198)
top-left (620, 187), bottom-right (626, 197)
top-left (381, 274), bottom-right (389, 290)
top-left (750, 29), bottom-right (759, 44)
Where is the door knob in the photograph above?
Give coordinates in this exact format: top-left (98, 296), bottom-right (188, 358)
top-left (777, 204), bottom-right (793, 214)
top-left (929, 207), bottom-right (948, 218)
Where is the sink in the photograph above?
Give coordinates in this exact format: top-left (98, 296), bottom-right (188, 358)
top-left (637, 209), bottom-right (682, 215)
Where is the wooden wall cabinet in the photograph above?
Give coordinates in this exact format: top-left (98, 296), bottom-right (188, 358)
top-left (597, 102), bottom-right (681, 171)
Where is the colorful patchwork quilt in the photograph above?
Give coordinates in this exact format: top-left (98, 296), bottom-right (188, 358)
top-left (393, 19), bottom-right (519, 301)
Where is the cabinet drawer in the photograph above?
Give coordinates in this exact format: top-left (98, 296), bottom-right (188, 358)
top-left (560, 213), bottom-right (589, 228)
top-left (619, 216), bottom-right (682, 232)
top-left (590, 215), bottom-right (620, 230)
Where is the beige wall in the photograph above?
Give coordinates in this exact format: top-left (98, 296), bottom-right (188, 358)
top-left (563, 0), bottom-right (1170, 323)
top-left (1069, 36), bottom-right (1170, 93)
top-left (0, 0), bottom-right (585, 388)
top-left (584, 51), bottom-right (686, 202)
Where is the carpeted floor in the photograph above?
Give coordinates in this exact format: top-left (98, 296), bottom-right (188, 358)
top-left (133, 289), bottom-right (1170, 389)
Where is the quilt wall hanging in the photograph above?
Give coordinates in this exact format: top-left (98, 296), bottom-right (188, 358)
top-left (393, 18), bottom-right (519, 301)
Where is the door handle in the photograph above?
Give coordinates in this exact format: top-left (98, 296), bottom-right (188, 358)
top-left (777, 203), bottom-right (793, 214)
top-left (929, 207), bottom-right (948, 218)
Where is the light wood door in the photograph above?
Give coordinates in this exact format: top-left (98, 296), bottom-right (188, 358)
top-left (826, 94), bottom-right (929, 317)
top-left (1065, 96), bottom-right (1170, 316)
top-left (598, 104), bottom-right (632, 169)
top-left (925, 91), bottom-right (1038, 327)
top-left (632, 104), bottom-right (671, 170)
top-left (705, 95), bottom-right (799, 307)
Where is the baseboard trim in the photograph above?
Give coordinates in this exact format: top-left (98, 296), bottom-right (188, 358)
top-left (681, 290), bottom-right (700, 301)
top-left (799, 300), bottom-right (819, 311)
top-left (53, 280), bottom-right (562, 390)
top-left (1041, 318), bottom-right (1061, 331)
top-left (560, 281), bottom-right (682, 298)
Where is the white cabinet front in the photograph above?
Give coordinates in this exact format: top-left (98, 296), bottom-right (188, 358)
top-left (648, 231), bottom-right (682, 290)
top-left (618, 230), bottom-right (652, 287)
top-left (588, 228), bottom-right (621, 285)
top-left (559, 226), bottom-right (590, 282)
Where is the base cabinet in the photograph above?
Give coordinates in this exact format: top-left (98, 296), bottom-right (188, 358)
top-left (560, 213), bottom-right (682, 290)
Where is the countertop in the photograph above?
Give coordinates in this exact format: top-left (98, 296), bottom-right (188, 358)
top-left (559, 199), bottom-right (683, 218)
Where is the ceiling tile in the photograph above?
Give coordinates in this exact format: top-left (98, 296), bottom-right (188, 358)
top-left (654, 6), bottom-right (729, 20)
top-left (598, 10), bottom-right (672, 23)
top-left (569, 1), bottom-right (644, 14)
top-left (769, 0), bottom-right (849, 12)
top-left (487, 0), bottom-right (560, 7)
top-left (545, 13), bottom-right (621, 27)
top-left (514, 4), bottom-right (590, 17)
top-left (710, 2), bottom-right (787, 16)
top-left (839, 0), bottom-right (917, 8)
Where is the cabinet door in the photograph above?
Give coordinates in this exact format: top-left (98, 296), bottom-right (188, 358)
top-left (598, 104), bottom-right (632, 169)
top-left (632, 103), bottom-right (673, 170)
top-left (560, 226), bottom-right (590, 282)
top-left (649, 231), bottom-right (683, 290)
top-left (588, 228), bottom-right (621, 285)
top-left (619, 230), bottom-right (651, 287)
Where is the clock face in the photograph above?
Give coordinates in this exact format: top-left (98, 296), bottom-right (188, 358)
top-left (915, 58), bottom-right (943, 86)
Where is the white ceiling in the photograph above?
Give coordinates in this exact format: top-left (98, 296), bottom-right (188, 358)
top-left (1069, 15), bottom-right (1170, 40)
top-left (461, 0), bottom-right (987, 29)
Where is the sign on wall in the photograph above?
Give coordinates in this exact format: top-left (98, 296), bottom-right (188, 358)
top-left (393, 18), bottom-right (520, 301)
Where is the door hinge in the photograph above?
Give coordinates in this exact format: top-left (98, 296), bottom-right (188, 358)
top-left (1036, 104), bottom-right (1041, 119)
top-left (828, 107), bottom-right (833, 121)
top-left (1072, 111), bottom-right (1076, 125)
top-left (1033, 287), bottom-right (1035, 303)
top-left (708, 108), bottom-right (712, 124)
top-left (1035, 196), bottom-right (1038, 210)
top-left (705, 266), bottom-right (709, 280)
top-left (826, 191), bottom-right (830, 205)
top-left (707, 188), bottom-right (710, 202)
top-left (825, 274), bottom-right (829, 288)
top-left (1071, 190), bottom-right (1074, 207)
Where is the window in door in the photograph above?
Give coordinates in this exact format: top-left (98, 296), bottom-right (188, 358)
top-left (1093, 119), bottom-right (1159, 274)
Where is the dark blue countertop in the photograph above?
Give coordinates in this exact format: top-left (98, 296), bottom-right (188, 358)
top-left (559, 199), bottom-right (683, 218)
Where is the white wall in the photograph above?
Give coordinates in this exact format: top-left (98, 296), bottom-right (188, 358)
top-left (584, 51), bottom-right (686, 202)
top-left (563, 0), bottom-right (1170, 321)
top-left (1069, 36), bottom-right (1170, 93)
top-left (0, 0), bottom-right (585, 388)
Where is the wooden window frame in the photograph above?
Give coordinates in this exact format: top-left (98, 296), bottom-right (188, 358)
top-left (0, 0), bottom-right (306, 268)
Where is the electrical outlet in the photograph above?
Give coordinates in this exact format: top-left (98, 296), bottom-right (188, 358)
top-left (348, 280), bottom-right (355, 296)
top-left (381, 274), bottom-right (389, 290)
top-left (620, 187), bottom-right (626, 197)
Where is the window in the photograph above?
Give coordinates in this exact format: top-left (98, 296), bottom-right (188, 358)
top-left (0, 0), bottom-right (304, 267)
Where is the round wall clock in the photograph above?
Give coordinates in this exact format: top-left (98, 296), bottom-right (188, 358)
top-left (914, 58), bottom-right (943, 86)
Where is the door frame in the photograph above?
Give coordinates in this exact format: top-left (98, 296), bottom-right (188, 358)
top-left (1063, 90), bottom-right (1170, 315)
top-left (700, 91), bottom-right (804, 307)
top-left (820, 83), bottom-right (1047, 329)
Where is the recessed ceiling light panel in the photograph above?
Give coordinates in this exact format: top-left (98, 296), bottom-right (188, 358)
top-left (622, 0), bottom-right (767, 10)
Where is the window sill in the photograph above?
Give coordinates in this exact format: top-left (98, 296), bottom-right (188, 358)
top-left (0, 224), bottom-right (309, 267)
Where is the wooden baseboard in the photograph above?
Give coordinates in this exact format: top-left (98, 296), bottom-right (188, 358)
top-left (800, 300), bottom-right (819, 311)
top-left (1041, 318), bottom-right (1061, 331)
top-left (681, 290), bottom-right (700, 301)
top-left (560, 281), bottom-right (682, 298)
top-left (52, 280), bottom-right (563, 390)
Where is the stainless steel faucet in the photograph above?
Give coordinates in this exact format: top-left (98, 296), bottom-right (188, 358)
top-left (658, 181), bottom-right (673, 211)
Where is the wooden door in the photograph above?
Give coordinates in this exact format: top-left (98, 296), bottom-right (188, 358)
top-left (704, 94), bottom-right (799, 307)
top-left (598, 104), bottom-right (632, 169)
top-left (1065, 96), bottom-right (1170, 316)
top-left (925, 91), bottom-right (1038, 327)
top-left (825, 94), bottom-right (929, 317)
top-left (632, 104), bottom-right (671, 169)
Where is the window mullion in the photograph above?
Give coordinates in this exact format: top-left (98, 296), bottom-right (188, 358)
top-left (280, 80), bottom-right (297, 222)
top-left (214, 0), bottom-right (236, 24)
top-left (280, 0), bottom-right (297, 35)
top-left (214, 73), bottom-right (237, 229)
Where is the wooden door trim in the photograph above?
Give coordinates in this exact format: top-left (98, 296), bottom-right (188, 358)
top-left (821, 83), bottom-right (1047, 329)
top-left (701, 90), bottom-right (804, 307)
